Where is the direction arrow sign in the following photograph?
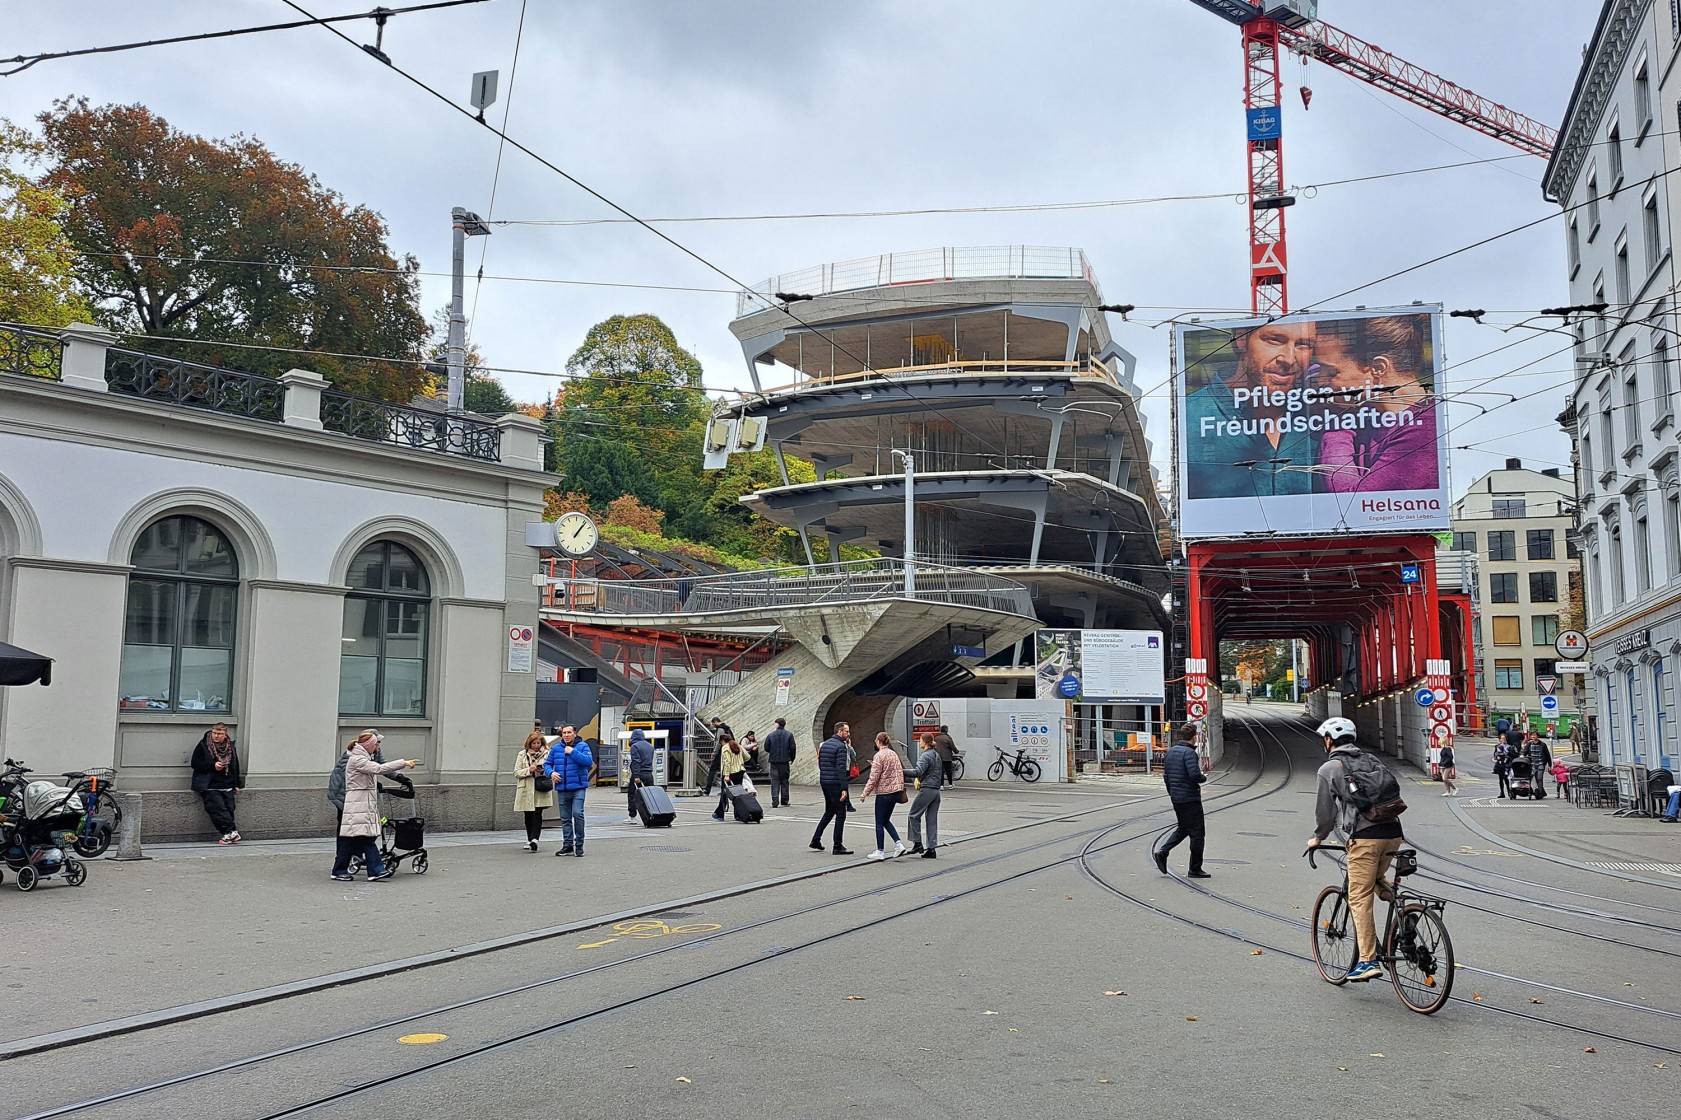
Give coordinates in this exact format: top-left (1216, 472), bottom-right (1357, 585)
top-left (1541, 694), bottom-right (1559, 712)
top-left (1415, 688), bottom-right (1435, 707)
top-left (1536, 676), bottom-right (1557, 696)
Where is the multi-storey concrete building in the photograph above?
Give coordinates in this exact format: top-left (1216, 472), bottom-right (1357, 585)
top-left (1545, 0), bottom-right (1681, 773)
top-left (1450, 462), bottom-right (1580, 728)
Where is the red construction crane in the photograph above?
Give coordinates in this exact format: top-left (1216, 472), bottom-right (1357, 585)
top-left (1186, 1), bottom-right (1559, 316)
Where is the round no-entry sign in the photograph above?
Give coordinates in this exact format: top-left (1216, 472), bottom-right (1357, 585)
top-left (1187, 700), bottom-right (1207, 719)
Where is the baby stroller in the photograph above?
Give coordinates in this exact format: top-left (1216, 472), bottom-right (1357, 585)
top-left (347, 772), bottom-right (428, 875)
top-left (1506, 756), bottom-right (1541, 800)
top-left (0, 762), bottom-right (89, 891)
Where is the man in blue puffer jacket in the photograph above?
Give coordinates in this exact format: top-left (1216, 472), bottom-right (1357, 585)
top-left (1151, 722), bottom-right (1211, 878)
top-left (544, 725), bottom-right (595, 857)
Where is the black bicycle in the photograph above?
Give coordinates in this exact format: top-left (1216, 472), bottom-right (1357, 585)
top-left (986, 747), bottom-right (1042, 783)
top-left (1307, 843), bottom-right (1455, 1014)
top-left (60, 768), bottom-right (122, 857)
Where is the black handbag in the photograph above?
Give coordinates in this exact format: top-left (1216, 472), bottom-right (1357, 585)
top-left (533, 767), bottom-right (554, 793)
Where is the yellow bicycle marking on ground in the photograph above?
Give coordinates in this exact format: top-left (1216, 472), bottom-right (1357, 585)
top-left (577, 918), bottom-right (722, 949)
top-left (399, 1033), bottom-right (449, 1044)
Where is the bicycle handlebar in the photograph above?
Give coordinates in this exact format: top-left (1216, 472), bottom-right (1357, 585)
top-left (1303, 842), bottom-right (1346, 869)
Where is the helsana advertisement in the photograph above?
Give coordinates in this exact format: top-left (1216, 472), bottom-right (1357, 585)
top-left (1175, 307), bottom-right (1448, 539)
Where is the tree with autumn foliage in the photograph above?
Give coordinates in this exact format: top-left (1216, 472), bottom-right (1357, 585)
top-left (39, 99), bottom-right (427, 400)
top-left (0, 120), bottom-right (90, 329)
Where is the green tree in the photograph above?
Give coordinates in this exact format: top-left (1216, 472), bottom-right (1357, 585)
top-left (0, 120), bottom-right (91, 329)
top-left (40, 99), bottom-right (427, 400)
top-left (559, 313), bottom-right (705, 516)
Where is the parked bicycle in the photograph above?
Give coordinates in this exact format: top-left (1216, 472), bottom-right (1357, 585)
top-left (60, 768), bottom-right (122, 857)
top-left (948, 750), bottom-right (965, 783)
top-left (1306, 843), bottom-right (1455, 1014)
top-left (986, 747), bottom-right (1042, 783)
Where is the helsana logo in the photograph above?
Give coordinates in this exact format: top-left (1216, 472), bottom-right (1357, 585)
top-left (1359, 498), bottom-right (1442, 513)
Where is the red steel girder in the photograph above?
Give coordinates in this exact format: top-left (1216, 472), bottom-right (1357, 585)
top-left (1279, 23), bottom-right (1558, 158)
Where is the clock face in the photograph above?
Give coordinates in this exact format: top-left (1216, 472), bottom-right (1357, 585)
top-left (556, 511), bottom-right (599, 556)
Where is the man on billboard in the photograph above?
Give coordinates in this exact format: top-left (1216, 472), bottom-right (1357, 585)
top-left (1182, 320), bottom-right (1317, 497)
top-left (1310, 315), bottom-right (1439, 494)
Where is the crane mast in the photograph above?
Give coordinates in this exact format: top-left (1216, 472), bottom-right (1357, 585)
top-left (1186, 0), bottom-right (1559, 315)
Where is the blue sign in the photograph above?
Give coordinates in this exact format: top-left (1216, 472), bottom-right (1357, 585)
top-left (1400, 563), bottom-right (1421, 584)
top-left (953, 645), bottom-right (985, 659)
top-left (1540, 694), bottom-right (1559, 712)
top-left (1415, 688), bottom-right (1435, 707)
top-left (1246, 106), bottom-right (1282, 142)
top-left (1056, 673), bottom-right (1082, 699)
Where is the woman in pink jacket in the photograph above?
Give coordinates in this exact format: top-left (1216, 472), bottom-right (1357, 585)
top-left (860, 731), bottom-right (908, 862)
top-left (330, 730), bottom-right (417, 882)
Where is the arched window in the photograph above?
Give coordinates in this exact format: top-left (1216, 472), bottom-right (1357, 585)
top-left (339, 541), bottom-right (430, 717)
top-left (119, 515), bottom-right (238, 712)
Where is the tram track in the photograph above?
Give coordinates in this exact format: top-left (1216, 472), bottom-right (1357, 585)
top-left (1076, 708), bottom-right (1681, 1059)
top-left (15, 729), bottom-right (1291, 1120)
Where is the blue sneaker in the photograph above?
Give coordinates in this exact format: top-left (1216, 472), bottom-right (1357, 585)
top-left (1345, 960), bottom-right (1383, 983)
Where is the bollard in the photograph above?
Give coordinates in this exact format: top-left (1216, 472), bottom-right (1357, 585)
top-left (110, 792), bottom-right (149, 861)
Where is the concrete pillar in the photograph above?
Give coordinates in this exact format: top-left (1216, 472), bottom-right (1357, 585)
top-left (494, 413), bottom-right (545, 471)
top-left (278, 368), bottom-right (327, 430)
top-left (57, 323), bottom-right (117, 392)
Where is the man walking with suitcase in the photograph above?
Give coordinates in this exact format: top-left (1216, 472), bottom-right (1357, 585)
top-left (1151, 722), bottom-right (1211, 878)
top-left (763, 717), bottom-right (797, 808)
top-left (626, 728), bottom-right (655, 819)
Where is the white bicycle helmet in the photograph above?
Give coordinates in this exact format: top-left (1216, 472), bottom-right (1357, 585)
top-left (1316, 716), bottom-right (1357, 743)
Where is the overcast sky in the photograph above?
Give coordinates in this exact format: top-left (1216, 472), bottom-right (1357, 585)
top-left (4, 2), bottom-right (1598, 499)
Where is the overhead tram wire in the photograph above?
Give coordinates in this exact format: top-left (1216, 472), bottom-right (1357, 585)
top-left (0, 0), bottom-right (488, 76)
top-left (275, 0), bottom-right (1016, 466)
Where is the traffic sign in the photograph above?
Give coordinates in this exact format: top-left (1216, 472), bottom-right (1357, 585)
top-left (1187, 682), bottom-right (1207, 701)
top-left (1187, 700), bottom-right (1208, 719)
top-left (1540, 694), bottom-right (1559, 712)
top-left (1554, 630), bottom-right (1589, 659)
top-left (1429, 704), bottom-right (1452, 723)
top-left (1555, 661), bottom-right (1591, 674)
top-left (1399, 563), bottom-right (1420, 584)
top-left (1415, 688), bottom-right (1435, 707)
top-left (1536, 676), bottom-right (1557, 696)
top-left (1432, 687), bottom-right (1449, 703)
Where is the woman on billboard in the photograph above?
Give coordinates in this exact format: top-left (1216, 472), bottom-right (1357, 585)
top-left (1310, 314), bottom-right (1439, 494)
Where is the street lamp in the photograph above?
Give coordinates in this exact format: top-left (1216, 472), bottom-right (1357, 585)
top-left (890, 448), bottom-right (916, 599)
top-left (447, 207), bottom-right (492, 412)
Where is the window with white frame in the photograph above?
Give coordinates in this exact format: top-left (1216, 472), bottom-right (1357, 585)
top-left (1645, 192), bottom-right (1664, 269)
top-left (339, 541), bottom-right (431, 718)
top-left (1635, 61), bottom-right (1653, 134)
top-left (119, 515), bottom-right (238, 712)
top-left (1666, 486), bottom-right (1681, 578)
top-left (1568, 217), bottom-right (1581, 276)
top-left (1654, 336), bottom-right (1674, 422)
top-left (1615, 234), bottom-right (1631, 306)
top-left (1609, 123), bottom-right (1624, 186)
top-left (1609, 520), bottom-right (1627, 603)
top-left (1587, 172), bottom-right (1601, 239)
top-left (1623, 350), bottom-right (1641, 444)
top-left (1598, 387), bottom-right (1615, 469)
top-left (1635, 511), bottom-right (1653, 593)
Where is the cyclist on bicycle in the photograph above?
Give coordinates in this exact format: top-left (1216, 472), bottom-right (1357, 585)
top-left (1306, 716), bottom-right (1404, 983)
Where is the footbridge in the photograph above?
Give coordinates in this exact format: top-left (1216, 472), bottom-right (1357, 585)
top-left (540, 559), bottom-right (1043, 783)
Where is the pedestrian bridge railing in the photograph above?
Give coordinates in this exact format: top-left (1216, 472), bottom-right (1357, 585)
top-left (542, 558), bottom-right (1034, 619)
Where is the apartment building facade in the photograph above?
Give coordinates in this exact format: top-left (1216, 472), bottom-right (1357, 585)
top-left (1451, 463), bottom-right (1582, 727)
top-left (1545, 0), bottom-right (1681, 773)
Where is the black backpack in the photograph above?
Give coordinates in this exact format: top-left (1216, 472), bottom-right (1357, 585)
top-left (1337, 748), bottom-right (1407, 823)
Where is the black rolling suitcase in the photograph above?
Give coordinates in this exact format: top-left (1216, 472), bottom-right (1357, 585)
top-left (727, 782), bottom-right (764, 823)
top-left (635, 785), bottom-right (677, 828)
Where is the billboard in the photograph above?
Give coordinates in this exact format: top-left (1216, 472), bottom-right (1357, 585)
top-left (1035, 629), bottom-right (1166, 705)
top-left (1175, 307), bottom-right (1448, 539)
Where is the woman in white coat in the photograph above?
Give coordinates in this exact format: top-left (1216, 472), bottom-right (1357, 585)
top-left (330, 729), bottom-right (417, 882)
top-left (513, 722), bottom-right (555, 852)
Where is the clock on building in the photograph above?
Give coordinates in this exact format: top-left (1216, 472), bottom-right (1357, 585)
top-left (555, 511), bottom-right (599, 557)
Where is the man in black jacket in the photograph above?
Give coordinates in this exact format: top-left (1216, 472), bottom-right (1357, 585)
top-left (809, 722), bottom-right (853, 855)
top-left (1151, 722), bottom-right (1211, 878)
top-left (763, 717), bottom-right (796, 808)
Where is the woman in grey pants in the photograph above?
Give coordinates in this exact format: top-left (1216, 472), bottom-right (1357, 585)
top-left (905, 733), bottom-right (943, 858)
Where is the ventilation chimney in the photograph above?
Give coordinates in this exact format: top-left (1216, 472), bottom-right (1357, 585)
top-left (1542, 467), bottom-right (1561, 478)
top-left (1504, 458), bottom-right (1522, 470)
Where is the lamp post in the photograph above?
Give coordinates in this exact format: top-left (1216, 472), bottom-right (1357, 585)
top-left (891, 448), bottom-right (916, 599)
top-left (447, 207), bottom-right (492, 411)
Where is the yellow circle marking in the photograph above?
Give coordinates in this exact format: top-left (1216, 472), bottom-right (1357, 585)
top-left (399, 1033), bottom-right (449, 1045)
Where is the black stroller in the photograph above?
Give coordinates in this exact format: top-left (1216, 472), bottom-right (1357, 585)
top-left (1506, 756), bottom-right (1542, 799)
top-left (347, 772), bottom-right (428, 875)
top-left (0, 760), bottom-right (88, 891)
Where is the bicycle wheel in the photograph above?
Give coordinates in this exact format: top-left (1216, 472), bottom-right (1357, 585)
top-left (1389, 904), bottom-right (1454, 1014)
top-left (74, 791), bottom-right (122, 857)
top-left (1310, 885), bottom-right (1357, 984)
top-left (950, 757), bottom-right (964, 782)
top-left (1020, 758), bottom-right (1042, 783)
top-left (986, 759), bottom-right (1004, 782)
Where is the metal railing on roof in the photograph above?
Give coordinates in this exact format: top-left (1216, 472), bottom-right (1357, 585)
top-left (106, 346), bottom-right (285, 422)
top-left (737, 246), bottom-right (1099, 318)
top-left (544, 557), bottom-right (1035, 619)
top-left (0, 325), bottom-right (63, 381)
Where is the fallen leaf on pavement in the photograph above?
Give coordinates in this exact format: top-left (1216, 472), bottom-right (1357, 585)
top-left (1251, 949), bottom-right (1264, 956)
top-left (1656, 1063), bottom-right (1668, 1069)
top-left (1584, 1047), bottom-right (1597, 1053)
top-left (1337, 1067), bottom-right (1349, 1072)
top-left (843, 995), bottom-right (865, 1001)
top-left (1471, 992), bottom-right (1483, 1001)
top-left (1529, 997), bottom-right (1543, 1004)
top-left (1098, 1079), bottom-right (1111, 1084)
top-left (1009, 1028), bottom-right (1018, 1033)
top-left (624, 1065), bottom-right (636, 1069)
top-left (676, 1077), bottom-right (692, 1083)
top-left (1370, 1053), bottom-right (1384, 1059)
top-left (1104, 991), bottom-right (1126, 997)
top-left (1186, 1016), bottom-right (1198, 1021)
top-left (983, 1010), bottom-right (998, 1015)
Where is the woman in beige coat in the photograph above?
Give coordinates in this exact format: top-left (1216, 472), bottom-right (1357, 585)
top-left (514, 723), bottom-right (555, 852)
top-left (330, 730), bottom-right (416, 882)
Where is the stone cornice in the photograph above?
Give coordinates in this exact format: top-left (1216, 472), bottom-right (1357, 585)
top-left (7, 556), bottom-right (131, 577)
top-left (1544, 0), bottom-right (1649, 202)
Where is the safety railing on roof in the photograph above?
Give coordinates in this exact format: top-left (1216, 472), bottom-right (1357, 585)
top-left (544, 557), bottom-right (1035, 619)
top-left (737, 246), bottom-right (1098, 318)
top-left (0, 325), bottom-right (63, 381)
top-left (320, 390), bottom-right (502, 462)
top-left (106, 347), bottom-right (286, 422)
